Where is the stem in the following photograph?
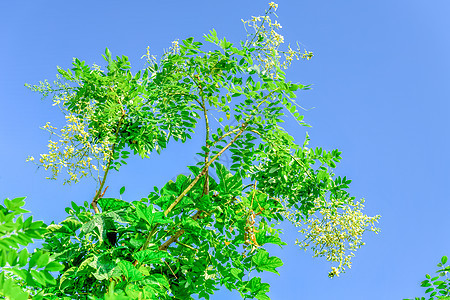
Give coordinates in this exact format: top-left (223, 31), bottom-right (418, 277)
top-left (246, 8), bottom-right (273, 48)
top-left (156, 205), bottom-right (204, 252)
top-left (132, 224), bottom-right (160, 267)
top-left (202, 96), bottom-right (210, 196)
top-left (248, 129), bottom-right (315, 181)
top-left (141, 92), bottom-right (275, 252)
top-left (91, 89), bottom-right (126, 214)
top-left (175, 240), bottom-right (198, 252)
top-left (91, 149), bottom-right (114, 214)
top-left (210, 128), bottom-right (242, 147)
top-left (164, 122), bottom-right (248, 217)
top-left (159, 229), bottom-right (185, 251)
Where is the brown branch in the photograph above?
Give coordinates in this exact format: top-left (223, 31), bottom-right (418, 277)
top-left (91, 142), bottom-right (116, 214)
top-left (139, 90), bottom-right (277, 253)
top-left (159, 229), bottom-right (185, 251)
top-left (164, 260), bottom-right (178, 279)
top-left (164, 122), bottom-right (248, 217)
top-left (157, 209), bottom-right (204, 252)
top-left (210, 128), bottom-right (242, 148)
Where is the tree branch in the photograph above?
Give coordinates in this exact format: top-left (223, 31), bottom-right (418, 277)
top-left (164, 122), bottom-right (248, 217)
top-left (141, 91), bottom-right (277, 252)
top-left (202, 96), bottom-right (210, 196)
top-left (91, 89), bottom-right (126, 214)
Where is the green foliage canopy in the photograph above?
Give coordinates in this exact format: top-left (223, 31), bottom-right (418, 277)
top-left (2, 4), bottom-right (380, 299)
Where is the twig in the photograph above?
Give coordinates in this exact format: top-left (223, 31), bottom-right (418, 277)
top-left (164, 260), bottom-right (178, 279)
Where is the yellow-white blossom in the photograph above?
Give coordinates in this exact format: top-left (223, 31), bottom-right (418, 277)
top-left (284, 198), bottom-right (380, 276)
top-left (269, 2), bottom-right (278, 10)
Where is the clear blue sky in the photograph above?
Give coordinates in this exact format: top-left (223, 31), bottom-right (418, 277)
top-left (1, 1), bottom-right (450, 299)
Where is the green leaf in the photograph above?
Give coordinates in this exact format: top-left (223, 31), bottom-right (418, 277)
top-left (28, 251), bottom-right (42, 269)
top-left (59, 267), bottom-right (76, 290)
top-left (175, 174), bottom-right (189, 191)
top-left (40, 270), bottom-right (56, 285)
top-left (61, 217), bottom-right (82, 232)
top-left (147, 273), bottom-right (170, 289)
top-left (135, 205), bottom-right (155, 225)
top-left (215, 162), bottom-right (242, 195)
top-left (0, 249), bottom-right (6, 267)
top-left (442, 256), bottom-right (448, 264)
top-left (30, 269), bottom-right (46, 285)
top-left (45, 261), bottom-right (65, 272)
top-left (98, 198), bottom-right (129, 211)
top-left (90, 254), bottom-right (117, 281)
top-left (120, 186), bottom-right (126, 195)
top-left (230, 268), bottom-right (243, 280)
top-left (117, 260), bottom-right (143, 282)
top-left (0, 273), bottom-right (29, 300)
top-left (252, 249), bottom-right (283, 275)
top-left (133, 249), bottom-right (168, 264)
top-left (80, 216), bottom-right (104, 241)
top-left (17, 248), bottom-right (29, 267)
top-left (36, 252), bottom-right (50, 268)
top-left (256, 292), bottom-right (271, 300)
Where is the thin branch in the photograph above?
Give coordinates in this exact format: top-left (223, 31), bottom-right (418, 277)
top-left (164, 122), bottom-right (248, 217)
top-left (248, 129), bottom-right (315, 181)
top-left (163, 260), bottom-right (178, 279)
top-left (175, 240), bottom-right (198, 252)
top-left (159, 229), bottom-right (185, 251)
top-left (141, 91), bottom-right (277, 252)
top-left (202, 95), bottom-right (210, 196)
top-left (210, 128), bottom-right (242, 147)
top-left (91, 88), bottom-right (126, 214)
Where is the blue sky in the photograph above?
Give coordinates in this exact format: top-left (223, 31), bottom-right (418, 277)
top-left (1, 0), bottom-right (450, 299)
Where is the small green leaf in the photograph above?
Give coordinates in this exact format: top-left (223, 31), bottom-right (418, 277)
top-left (18, 248), bottom-right (29, 267)
top-left (256, 292), bottom-right (271, 300)
top-left (36, 252), bottom-right (50, 268)
top-left (28, 251), bottom-right (42, 268)
top-left (40, 270), bottom-right (57, 285)
top-left (0, 250), bottom-right (7, 267)
top-left (442, 256), bottom-right (448, 264)
top-left (230, 268), bottom-right (243, 280)
top-left (45, 261), bottom-right (65, 272)
top-left (120, 186), bottom-right (126, 195)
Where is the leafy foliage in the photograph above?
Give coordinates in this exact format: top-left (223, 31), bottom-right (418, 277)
top-left (17, 3), bottom-right (380, 299)
top-left (406, 256), bottom-right (450, 300)
top-left (0, 197), bottom-right (64, 299)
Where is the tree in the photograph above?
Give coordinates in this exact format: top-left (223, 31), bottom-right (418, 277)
top-left (1, 3), bottom-right (379, 299)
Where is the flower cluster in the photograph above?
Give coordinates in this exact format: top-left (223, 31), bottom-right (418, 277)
top-left (170, 40), bottom-right (180, 54)
top-left (142, 40), bottom-right (180, 75)
top-left (241, 2), bottom-right (313, 78)
top-left (26, 74), bottom-right (115, 184)
top-left (34, 115), bottom-right (112, 184)
top-left (268, 2), bottom-right (278, 10)
top-left (285, 198), bottom-right (380, 277)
